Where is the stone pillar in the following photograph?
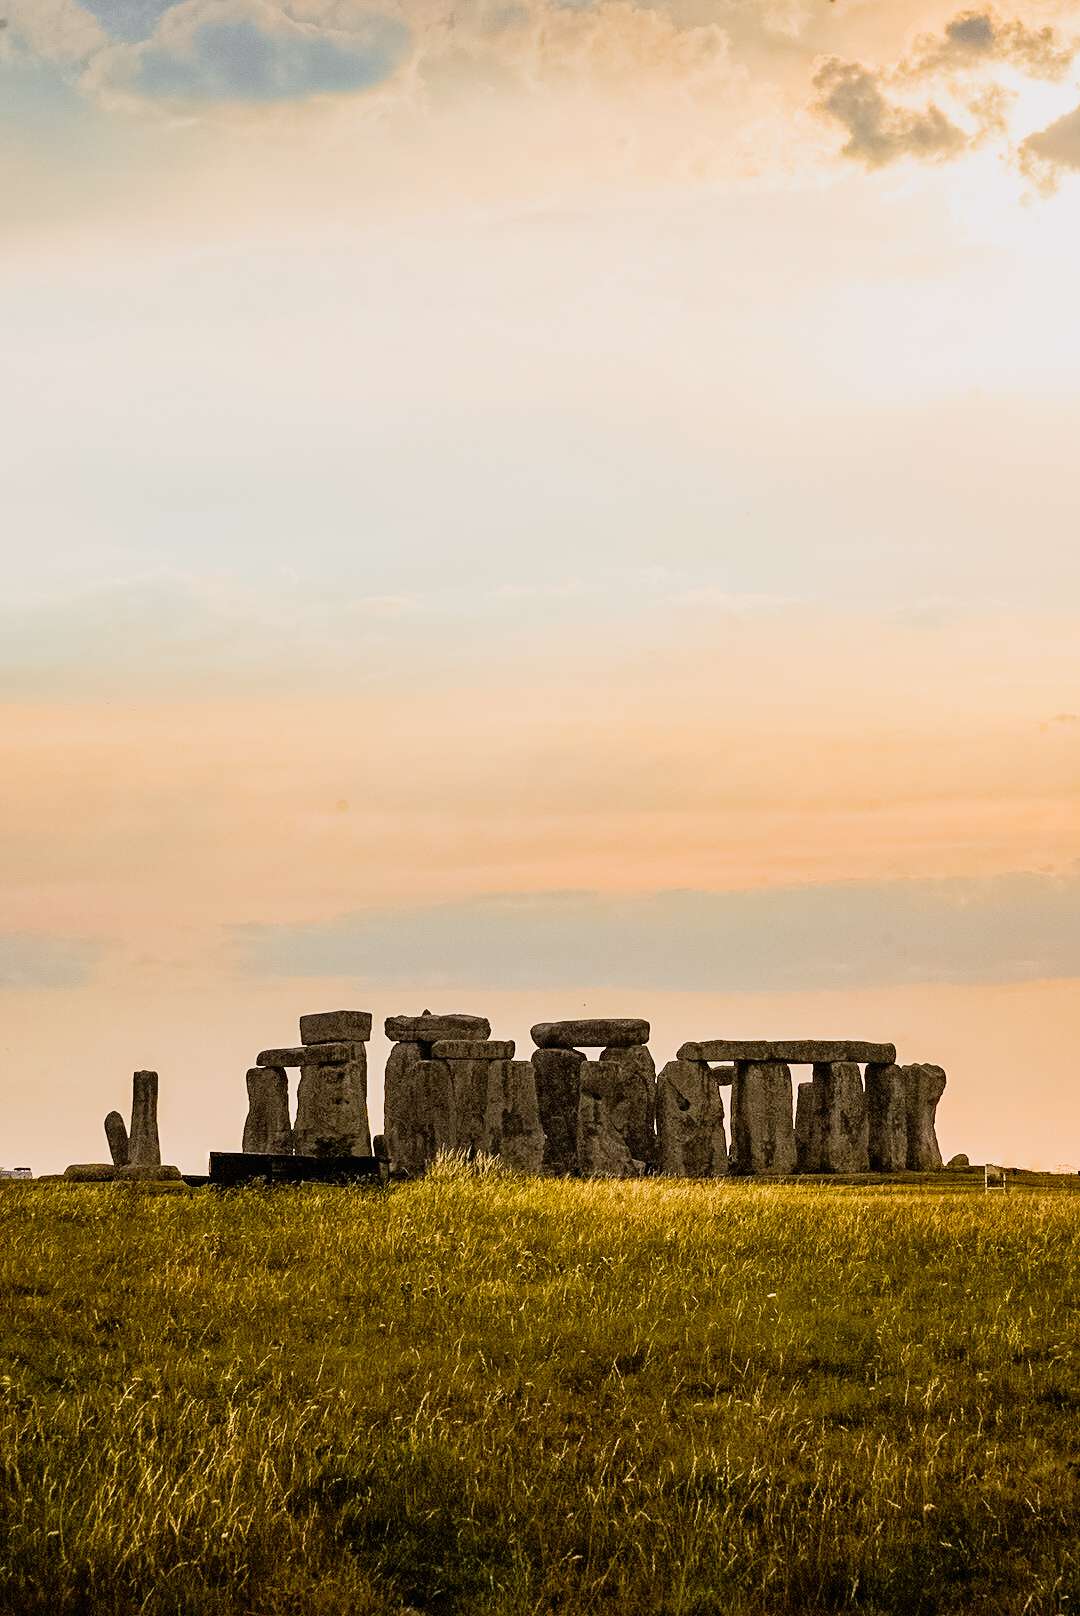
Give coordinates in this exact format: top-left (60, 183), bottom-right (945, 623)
top-left (794, 1079), bottom-right (824, 1173)
top-left (812, 1061), bottom-right (869, 1173)
top-left (532, 1048), bottom-right (584, 1174)
top-left (656, 1059), bottom-right (727, 1177)
top-left (242, 1066), bottom-right (293, 1155)
top-left (432, 1040), bottom-right (517, 1157)
top-left (104, 1111), bottom-right (129, 1168)
top-left (483, 1059), bottom-right (544, 1172)
top-left (577, 1082), bottom-right (638, 1177)
top-left (597, 1044), bottom-right (657, 1169)
top-left (903, 1063), bottom-right (946, 1170)
top-left (865, 1062), bottom-right (907, 1172)
top-left (294, 1046), bottom-right (371, 1158)
top-left (128, 1071), bottom-right (161, 1167)
top-left (383, 1044), bottom-right (457, 1173)
top-left (729, 1061), bottom-right (795, 1175)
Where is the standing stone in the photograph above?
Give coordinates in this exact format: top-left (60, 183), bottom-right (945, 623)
top-left (577, 1089), bottom-right (638, 1177)
top-left (794, 1080), bottom-right (825, 1173)
top-left (383, 1044), bottom-right (455, 1173)
top-left (813, 1062), bottom-right (869, 1173)
top-left (242, 1066), bottom-right (293, 1155)
top-left (532, 1048), bottom-right (584, 1174)
top-left (598, 1043), bottom-right (657, 1168)
top-left (729, 1061), bottom-right (795, 1175)
top-left (294, 1048), bottom-right (371, 1158)
top-left (484, 1060), bottom-right (544, 1173)
top-left (128, 1071), bottom-right (161, 1168)
top-left (903, 1063), bottom-right (946, 1170)
top-left (865, 1062), bottom-right (907, 1172)
top-left (442, 1058), bottom-right (500, 1156)
top-left (104, 1111), bottom-right (129, 1168)
top-left (656, 1059), bottom-right (727, 1177)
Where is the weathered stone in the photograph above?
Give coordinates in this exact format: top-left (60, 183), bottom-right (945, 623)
top-left (532, 1048), bottom-right (584, 1173)
top-left (903, 1063), bottom-right (946, 1171)
top-left (597, 1044), bottom-right (657, 1167)
top-left (484, 1060), bottom-right (544, 1172)
top-left (678, 1039), bottom-right (896, 1067)
top-left (947, 1153), bottom-right (970, 1169)
top-left (257, 1043), bottom-right (361, 1068)
top-left (707, 1064), bottom-right (737, 1085)
top-left (448, 1058), bottom-right (501, 1155)
top-left (794, 1080), bottom-right (825, 1173)
top-left (384, 1044), bottom-right (456, 1173)
top-left (373, 1134), bottom-right (389, 1161)
top-left (129, 1071), bottom-right (161, 1168)
top-left (865, 1062), bottom-right (907, 1173)
top-left (432, 1039), bottom-right (515, 1061)
top-left (729, 1061), bottom-right (796, 1175)
top-left (656, 1060), bottom-right (727, 1177)
top-left (813, 1062), bottom-right (868, 1173)
top-left (299, 1011), bottom-right (373, 1045)
top-left (576, 1091), bottom-right (639, 1177)
top-left (294, 1049), bottom-right (371, 1158)
top-left (242, 1067), bottom-right (294, 1155)
top-left (384, 1013), bottom-right (490, 1045)
top-left (117, 1163), bottom-right (182, 1182)
top-left (104, 1111), bottom-right (129, 1168)
top-left (64, 1163), bottom-right (116, 1182)
top-left (531, 1019), bottom-right (650, 1050)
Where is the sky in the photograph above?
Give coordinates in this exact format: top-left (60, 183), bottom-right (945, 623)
top-left (2, 0), bottom-right (1079, 1174)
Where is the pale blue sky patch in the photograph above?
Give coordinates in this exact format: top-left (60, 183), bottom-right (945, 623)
top-left (79, 0), bottom-right (178, 43)
top-left (0, 934), bottom-right (103, 990)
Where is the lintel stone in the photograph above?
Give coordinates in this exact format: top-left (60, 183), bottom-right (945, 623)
top-left (678, 1039), bottom-right (895, 1066)
top-left (257, 1043), bottom-right (361, 1068)
top-left (300, 1011), bottom-right (372, 1045)
top-left (531, 1019), bottom-right (650, 1050)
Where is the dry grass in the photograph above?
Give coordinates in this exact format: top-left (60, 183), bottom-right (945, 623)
top-left (1, 1166), bottom-right (1078, 1614)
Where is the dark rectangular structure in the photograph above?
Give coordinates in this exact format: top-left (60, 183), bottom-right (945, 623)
top-left (209, 1152), bottom-right (384, 1188)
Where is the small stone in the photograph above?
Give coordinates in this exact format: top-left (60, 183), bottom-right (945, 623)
top-left (729, 1061), bottom-right (796, 1175)
top-left (294, 1050), bottom-right (371, 1158)
top-left (64, 1163), bottom-right (117, 1182)
top-left (531, 1019), bottom-right (650, 1050)
top-left (432, 1039), bottom-right (516, 1061)
top-left (576, 1091), bottom-right (639, 1177)
top-left (947, 1153), bottom-right (970, 1169)
top-left (532, 1048), bottom-right (584, 1173)
top-left (484, 1060), bottom-right (544, 1172)
top-left (299, 1011), bottom-right (373, 1045)
top-left (129, 1071), bottom-right (161, 1168)
top-left (104, 1111), bottom-right (129, 1168)
top-left (116, 1164), bottom-right (182, 1182)
top-left (257, 1043), bottom-right (360, 1068)
top-left (656, 1060), bottom-right (728, 1177)
top-left (865, 1063), bottom-right (907, 1173)
top-left (812, 1062), bottom-right (868, 1173)
top-left (678, 1039), bottom-right (896, 1067)
top-left (384, 1013), bottom-right (490, 1045)
top-left (904, 1064), bottom-right (947, 1170)
top-left (242, 1067), bottom-right (294, 1155)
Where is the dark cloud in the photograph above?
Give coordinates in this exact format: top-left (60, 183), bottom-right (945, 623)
top-left (902, 8), bottom-right (1075, 80)
top-left (812, 57), bottom-right (967, 168)
top-left (1020, 98), bottom-right (1080, 189)
top-left (235, 871), bottom-right (1080, 992)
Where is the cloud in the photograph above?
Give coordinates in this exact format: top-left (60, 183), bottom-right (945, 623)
top-left (0, 933), bottom-right (102, 990)
top-left (234, 871), bottom-right (1080, 991)
top-left (901, 8), bottom-right (1075, 80)
top-left (79, 0), bottom-right (185, 44)
top-left (1, 0), bottom-right (106, 62)
top-left (812, 57), bottom-right (968, 169)
top-left (1020, 97), bottom-right (1080, 188)
top-left (88, 0), bottom-right (409, 103)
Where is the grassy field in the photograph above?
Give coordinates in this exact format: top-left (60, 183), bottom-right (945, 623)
top-left (1, 1166), bottom-right (1078, 1615)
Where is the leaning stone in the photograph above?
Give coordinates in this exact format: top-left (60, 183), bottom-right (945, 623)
top-left (947, 1153), bottom-right (970, 1169)
top-left (299, 1011), bottom-right (373, 1045)
top-left (294, 1049), bottom-right (371, 1158)
top-left (813, 1062), bottom-right (869, 1173)
top-left (484, 1060), bottom-right (544, 1172)
top-left (384, 1013), bottom-right (490, 1046)
top-left (257, 1043), bottom-right (360, 1068)
top-left (903, 1063), bottom-right (946, 1170)
top-left (117, 1163), bottom-right (182, 1182)
top-left (242, 1067), bottom-right (294, 1155)
top-left (64, 1163), bottom-right (116, 1182)
top-left (678, 1039), bottom-right (896, 1067)
top-left (656, 1060), bottom-right (727, 1177)
top-left (532, 1048), bottom-right (584, 1174)
top-left (432, 1039), bottom-right (516, 1061)
top-left (597, 1044), bottom-right (656, 1167)
top-left (576, 1090), bottom-right (639, 1177)
top-left (129, 1071), bottom-right (161, 1167)
top-left (104, 1111), bottom-right (129, 1168)
top-left (531, 1019), bottom-right (650, 1050)
top-left (865, 1063), bottom-right (907, 1173)
top-left (794, 1080), bottom-right (825, 1173)
top-left (729, 1061), bottom-right (796, 1175)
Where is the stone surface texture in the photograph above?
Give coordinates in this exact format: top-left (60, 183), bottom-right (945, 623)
top-left (656, 1059), bottom-right (728, 1177)
top-left (384, 1044), bottom-right (456, 1173)
top-left (531, 1019), bottom-right (650, 1050)
top-left (576, 1091), bottom-right (638, 1177)
top-left (384, 1013), bottom-right (490, 1046)
top-left (104, 1111), bottom-right (129, 1168)
top-left (432, 1039), bottom-right (515, 1061)
top-left (299, 1011), bottom-right (373, 1045)
top-left (257, 1043), bottom-right (360, 1069)
top-left (903, 1063), bottom-right (947, 1170)
top-left (484, 1060), bottom-right (544, 1172)
top-left (532, 1048), bottom-right (584, 1174)
top-left (117, 1164), bottom-right (182, 1182)
top-left (729, 1061), bottom-right (796, 1175)
top-left (242, 1066), bottom-right (294, 1155)
top-left (596, 1044), bottom-right (656, 1167)
top-left (128, 1071), bottom-right (161, 1168)
top-left (947, 1153), bottom-right (970, 1169)
top-left (794, 1080), bottom-right (824, 1173)
top-left (678, 1039), bottom-right (895, 1066)
top-left (447, 1057), bottom-right (503, 1155)
top-left (812, 1062), bottom-right (869, 1172)
top-left (64, 1163), bottom-right (116, 1182)
top-left (294, 1048), bottom-right (371, 1158)
top-left (865, 1062), bottom-right (908, 1173)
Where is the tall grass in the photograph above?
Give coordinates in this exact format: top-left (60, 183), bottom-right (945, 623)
top-left (1, 1176), bottom-right (1077, 1614)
